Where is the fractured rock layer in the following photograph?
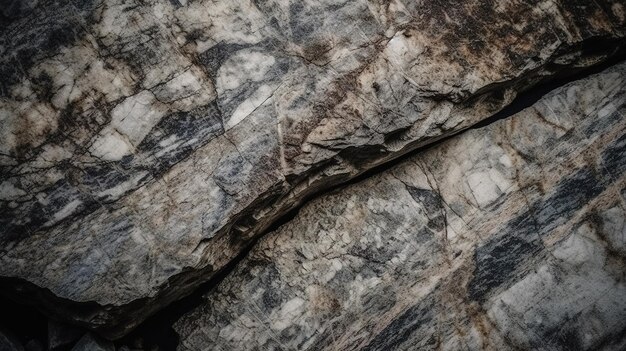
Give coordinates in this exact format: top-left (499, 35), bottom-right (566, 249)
top-left (1, 0), bottom-right (625, 337)
top-left (175, 62), bottom-right (626, 350)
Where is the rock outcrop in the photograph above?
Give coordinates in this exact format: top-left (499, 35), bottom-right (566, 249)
top-left (175, 62), bottom-right (626, 350)
top-left (1, 0), bottom-right (625, 338)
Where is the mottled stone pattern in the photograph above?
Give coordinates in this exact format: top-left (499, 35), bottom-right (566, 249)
top-left (175, 63), bottom-right (626, 351)
top-left (1, 0), bottom-right (625, 336)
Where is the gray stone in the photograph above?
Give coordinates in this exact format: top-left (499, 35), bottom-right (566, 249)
top-left (174, 62), bottom-right (626, 350)
top-left (48, 320), bottom-right (83, 350)
top-left (0, 0), bottom-right (625, 338)
top-left (0, 328), bottom-right (22, 351)
top-left (71, 333), bottom-right (114, 351)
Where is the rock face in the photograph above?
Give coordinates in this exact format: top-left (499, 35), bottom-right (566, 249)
top-left (1, 0), bottom-right (625, 338)
top-left (0, 328), bottom-right (23, 351)
top-left (47, 320), bottom-right (83, 350)
top-left (70, 334), bottom-right (114, 351)
top-left (175, 63), bottom-right (626, 350)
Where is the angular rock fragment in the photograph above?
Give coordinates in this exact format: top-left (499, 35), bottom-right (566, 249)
top-left (175, 62), bottom-right (626, 350)
top-left (1, 0), bottom-right (625, 337)
top-left (70, 333), bottom-right (114, 351)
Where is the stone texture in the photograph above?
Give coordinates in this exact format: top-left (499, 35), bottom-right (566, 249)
top-left (47, 320), bottom-right (83, 350)
top-left (70, 333), bottom-right (114, 351)
top-left (0, 328), bottom-right (23, 351)
top-left (0, 0), bottom-right (625, 337)
top-left (175, 62), bottom-right (626, 350)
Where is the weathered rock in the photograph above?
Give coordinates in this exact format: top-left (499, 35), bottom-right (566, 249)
top-left (47, 320), bottom-right (83, 350)
top-left (71, 333), bottom-right (114, 351)
top-left (0, 0), bottom-right (625, 337)
top-left (175, 62), bottom-right (626, 350)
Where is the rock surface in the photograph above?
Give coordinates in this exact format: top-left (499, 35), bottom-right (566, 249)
top-left (0, 328), bottom-right (23, 351)
top-left (70, 333), bottom-right (114, 351)
top-left (175, 62), bottom-right (626, 350)
top-left (47, 320), bottom-right (83, 350)
top-left (1, 0), bottom-right (626, 337)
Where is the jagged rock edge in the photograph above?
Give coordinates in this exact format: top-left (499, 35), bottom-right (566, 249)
top-left (1, 37), bottom-right (625, 340)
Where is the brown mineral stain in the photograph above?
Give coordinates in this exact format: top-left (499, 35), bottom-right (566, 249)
top-left (302, 40), bottom-right (332, 65)
top-left (12, 102), bottom-right (59, 158)
top-left (309, 285), bottom-right (341, 314)
top-left (613, 3), bottom-right (625, 23)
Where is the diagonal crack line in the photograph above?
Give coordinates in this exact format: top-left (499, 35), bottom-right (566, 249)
top-left (110, 56), bottom-right (626, 348)
top-left (2, 49), bottom-right (625, 351)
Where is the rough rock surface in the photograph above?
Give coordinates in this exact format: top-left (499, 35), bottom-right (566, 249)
top-left (175, 62), bottom-right (626, 350)
top-left (47, 320), bottom-right (83, 350)
top-left (0, 328), bottom-right (23, 351)
top-left (1, 0), bottom-right (626, 337)
top-left (70, 333), bottom-right (114, 351)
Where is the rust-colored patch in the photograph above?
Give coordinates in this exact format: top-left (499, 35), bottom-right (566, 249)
top-left (309, 284), bottom-right (341, 313)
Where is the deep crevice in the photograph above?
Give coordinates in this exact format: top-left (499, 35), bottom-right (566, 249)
top-left (1, 51), bottom-right (625, 350)
top-left (116, 205), bottom-right (304, 350)
top-left (117, 54), bottom-right (626, 349)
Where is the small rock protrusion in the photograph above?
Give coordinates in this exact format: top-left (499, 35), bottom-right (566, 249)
top-left (70, 333), bottom-right (114, 351)
top-left (47, 320), bottom-right (83, 350)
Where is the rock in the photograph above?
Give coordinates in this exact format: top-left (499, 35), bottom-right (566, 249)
top-left (0, 328), bottom-right (23, 351)
top-left (174, 62), bottom-right (626, 350)
top-left (47, 320), bottom-right (83, 350)
top-left (71, 333), bottom-right (114, 351)
top-left (23, 340), bottom-right (43, 351)
top-left (0, 0), bottom-right (625, 338)
top-left (117, 347), bottom-right (144, 351)
top-left (117, 347), bottom-right (143, 351)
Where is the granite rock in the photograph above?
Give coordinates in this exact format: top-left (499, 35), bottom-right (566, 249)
top-left (175, 62), bottom-right (626, 350)
top-left (1, 0), bottom-right (626, 337)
